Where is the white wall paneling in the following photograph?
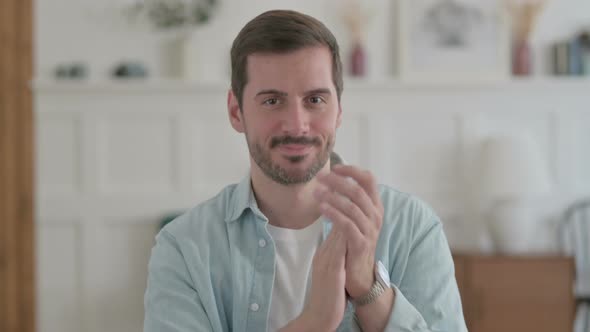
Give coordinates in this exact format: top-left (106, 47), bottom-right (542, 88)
top-left (558, 110), bottom-right (590, 196)
top-left (334, 111), bottom-right (366, 169)
top-left (35, 79), bottom-right (590, 331)
top-left (36, 221), bottom-right (83, 332)
top-left (36, 112), bottom-right (82, 197)
top-left (83, 221), bottom-right (158, 332)
top-left (188, 113), bottom-right (250, 197)
top-left (96, 113), bottom-right (179, 196)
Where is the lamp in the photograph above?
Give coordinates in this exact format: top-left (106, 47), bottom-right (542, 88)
top-left (478, 133), bottom-right (551, 254)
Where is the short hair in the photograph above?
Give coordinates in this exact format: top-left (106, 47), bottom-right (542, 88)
top-left (230, 10), bottom-right (343, 109)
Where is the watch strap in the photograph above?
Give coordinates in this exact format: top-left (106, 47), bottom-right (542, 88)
top-left (351, 278), bottom-right (387, 307)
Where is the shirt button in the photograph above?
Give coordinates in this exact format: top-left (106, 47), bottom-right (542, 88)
top-left (250, 303), bottom-right (259, 312)
top-left (258, 239), bottom-right (267, 248)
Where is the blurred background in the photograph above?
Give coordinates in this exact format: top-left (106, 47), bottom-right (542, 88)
top-left (2, 0), bottom-right (590, 331)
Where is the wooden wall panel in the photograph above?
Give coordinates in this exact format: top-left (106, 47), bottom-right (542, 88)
top-left (0, 0), bottom-right (35, 331)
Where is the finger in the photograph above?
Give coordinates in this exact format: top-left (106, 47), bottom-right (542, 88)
top-left (317, 188), bottom-right (371, 236)
top-left (317, 172), bottom-right (375, 221)
top-left (325, 227), bottom-right (345, 248)
top-left (321, 202), bottom-right (364, 248)
top-left (319, 227), bottom-right (346, 269)
top-left (321, 225), bottom-right (347, 254)
top-left (332, 165), bottom-right (381, 207)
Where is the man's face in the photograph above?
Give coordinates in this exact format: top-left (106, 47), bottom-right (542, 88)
top-left (229, 46), bottom-right (342, 185)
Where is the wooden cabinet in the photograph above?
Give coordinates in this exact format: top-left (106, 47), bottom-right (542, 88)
top-left (453, 254), bottom-right (575, 332)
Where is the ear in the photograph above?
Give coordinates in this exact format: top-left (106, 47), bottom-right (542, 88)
top-left (227, 89), bottom-right (245, 133)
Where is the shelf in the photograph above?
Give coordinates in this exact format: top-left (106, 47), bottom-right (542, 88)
top-left (32, 77), bottom-right (590, 94)
top-left (32, 78), bottom-right (230, 94)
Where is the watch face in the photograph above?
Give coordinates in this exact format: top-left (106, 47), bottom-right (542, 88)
top-left (376, 261), bottom-right (390, 285)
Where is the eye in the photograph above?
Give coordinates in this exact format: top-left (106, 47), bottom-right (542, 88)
top-left (308, 96), bottom-right (325, 104)
top-left (263, 98), bottom-right (279, 106)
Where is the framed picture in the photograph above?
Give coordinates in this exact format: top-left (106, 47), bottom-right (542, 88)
top-left (397, 0), bottom-right (510, 83)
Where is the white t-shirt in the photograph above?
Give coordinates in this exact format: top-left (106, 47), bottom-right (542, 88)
top-left (266, 220), bottom-right (324, 332)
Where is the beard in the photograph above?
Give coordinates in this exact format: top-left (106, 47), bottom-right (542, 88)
top-left (247, 133), bottom-right (333, 186)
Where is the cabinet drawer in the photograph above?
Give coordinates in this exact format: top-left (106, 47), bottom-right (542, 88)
top-left (453, 255), bottom-right (575, 332)
top-left (469, 258), bottom-right (573, 302)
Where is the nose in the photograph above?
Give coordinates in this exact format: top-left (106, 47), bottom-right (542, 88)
top-left (281, 101), bottom-right (310, 136)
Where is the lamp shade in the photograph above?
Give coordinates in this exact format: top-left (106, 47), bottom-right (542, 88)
top-left (479, 134), bottom-right (551, 200)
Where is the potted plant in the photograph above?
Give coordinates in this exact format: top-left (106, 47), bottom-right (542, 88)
top-left (123, 0), bottom-right (219, 80)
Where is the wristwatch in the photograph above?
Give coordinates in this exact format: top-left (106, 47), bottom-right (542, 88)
top-left (351, 261), bottom-right (391, 307)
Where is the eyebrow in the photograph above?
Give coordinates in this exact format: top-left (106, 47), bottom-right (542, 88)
top-left (255, 89), bottom-right (288, 97)
top-left (255, 88), bottom-right (332, 97)
top-left (305, 88), bottom-right (332, 95)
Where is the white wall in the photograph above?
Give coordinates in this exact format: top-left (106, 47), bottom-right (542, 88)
top-left (34, 79), bottom-right (590, 332)
top-left (35, 0), bottom-right (590, 80)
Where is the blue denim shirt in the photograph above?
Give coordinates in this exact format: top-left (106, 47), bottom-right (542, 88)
top-left (144, 176), bottom-right (467, 331)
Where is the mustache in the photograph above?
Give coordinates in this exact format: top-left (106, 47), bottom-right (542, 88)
top-left (270, 136), bottom-right (322, 149)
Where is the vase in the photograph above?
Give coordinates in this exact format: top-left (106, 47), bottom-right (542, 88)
top-left (512, 39), bottom-right (532, 76)
top-left (164, 24), bottom-right (225, 82)
top-left (350, 42), bottom-right (366, 77)
top-left (180, 31), bottom-right (203, 81)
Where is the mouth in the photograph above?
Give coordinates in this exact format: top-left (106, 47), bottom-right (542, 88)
top-left (277, 143), bottom-right (313, 156)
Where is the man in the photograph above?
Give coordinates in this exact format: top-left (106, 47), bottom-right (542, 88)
top-left (144, 9), bottom-right (467, 332)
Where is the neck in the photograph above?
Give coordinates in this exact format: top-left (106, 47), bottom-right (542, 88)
top-left (250, 161), bottom-right (330, 229)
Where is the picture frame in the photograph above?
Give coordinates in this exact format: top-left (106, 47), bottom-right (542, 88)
top-left (397, 0), bottom-right (511, 83)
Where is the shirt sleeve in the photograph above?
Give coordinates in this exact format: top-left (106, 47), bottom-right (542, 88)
top-left (144, 229), bottom-right (213, 332)
top-left (384, 220), bottom-right (468, 332)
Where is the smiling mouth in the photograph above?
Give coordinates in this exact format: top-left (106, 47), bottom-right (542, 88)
top-left (277, 144), bottom-right (313, 156)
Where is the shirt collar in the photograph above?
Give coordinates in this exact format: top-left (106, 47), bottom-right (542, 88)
top-left (225, 174), bottom-right (263, 223)
top-left (224, 174), bottom-right (332, 240)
